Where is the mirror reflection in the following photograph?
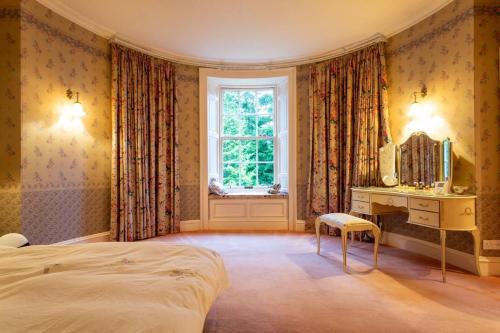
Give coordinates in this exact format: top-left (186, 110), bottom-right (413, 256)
top-left (399, 132), bottom-right (441, 186)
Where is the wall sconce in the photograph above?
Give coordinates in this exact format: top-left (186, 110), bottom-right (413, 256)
top-left (65, 89), bottom-right (85, 119)
top-left (409, 84), bottom-right (427, 117)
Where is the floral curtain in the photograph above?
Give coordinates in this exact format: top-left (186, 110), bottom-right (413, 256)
top-left (306, 43), bottom-right (391, 231)
top-left (110, 44), bottom-right (179, 241)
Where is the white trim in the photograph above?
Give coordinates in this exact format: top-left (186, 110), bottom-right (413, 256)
top-left (383, 232), bottom-right (500, 276)
top-left (180, 220), bottom-right (202, 232)
top-left (295, 220), bottom-right (306, 232)
top-left (479, 257), bottom-right (500, 277)
top-left (200, 68), bottom-right (297, 232)
top-left (54, 231), bottom-right (110, 245)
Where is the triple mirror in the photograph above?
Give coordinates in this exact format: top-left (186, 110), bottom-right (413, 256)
top-left (379, 132), bottom-right (452, 187)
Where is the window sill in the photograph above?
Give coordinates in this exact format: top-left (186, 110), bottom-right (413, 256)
top-left (209, 191), bottom-right (288, 200)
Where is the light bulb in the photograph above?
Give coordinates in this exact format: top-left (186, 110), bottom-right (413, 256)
top-left (409, 101), bottom-right (422, 117)
top-left (72, 101), bottom-right (85, 118)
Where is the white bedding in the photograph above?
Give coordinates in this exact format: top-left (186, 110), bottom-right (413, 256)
top-left (0, 242), bottom-right (229, 333)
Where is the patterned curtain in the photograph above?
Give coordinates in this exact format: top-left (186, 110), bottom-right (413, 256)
top-left (110, 44), bottom-right (180, 241)
top-left (306, 43), bottom-right (391, 231)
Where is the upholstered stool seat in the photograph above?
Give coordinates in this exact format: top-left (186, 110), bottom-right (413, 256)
top-left (315, 213), bottom-right (380, 272)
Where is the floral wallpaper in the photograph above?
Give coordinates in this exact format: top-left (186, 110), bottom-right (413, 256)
top-left (175, 64), bottom-right (200, 221)
top-left (0, 1), bottom-right (22, 235)
top-left (296, 65), bottom-right (310, 220)
top-left (473, 0), bottom-right (499, 257)
top-left (385, 0), bottom-right (499, 255)
top-left (0, 0), bottom-right (111, 244)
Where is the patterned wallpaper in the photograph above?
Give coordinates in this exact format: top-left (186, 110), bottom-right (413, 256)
top-left (473, 0), bottom-right (499, 257)
top-left (0, 1), bottom-right (22, 235)
top-left (385, 0), bottom-right (499, 255)
top-left (387, 0), bottom-right (475, 187)
top-left (175, 64), bottom-right (200, 221)
top-left (0, 0), bottom-right (111, 244)
top-left (296, 65), bottom-right (310, 220)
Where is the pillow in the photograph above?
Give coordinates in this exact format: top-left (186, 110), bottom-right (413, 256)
top-left (209, 178), bottom-right (227, 196)
top-left (0, 233), bottom-right (29, 248)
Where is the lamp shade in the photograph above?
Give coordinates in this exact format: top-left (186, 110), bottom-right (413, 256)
top-left (72, 101), bottom-right (85, 118)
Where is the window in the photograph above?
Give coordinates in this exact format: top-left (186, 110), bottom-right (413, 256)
top-left (220, 88), bottom-right (276, 188)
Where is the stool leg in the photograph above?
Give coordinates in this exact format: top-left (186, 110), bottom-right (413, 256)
top-left (341, 227), bottom-right (348, 272)
top-left (315, 218), bottom-right (321, 255)
top-left (372, 226), bottom-right (381, 269)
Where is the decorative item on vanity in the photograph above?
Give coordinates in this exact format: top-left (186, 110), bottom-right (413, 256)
top-left (267, 183), bottom-right (281, 194)
top-left (452, 185), bottom-right (469, 195)
top-left (208, 178), bottom-right (227, 195)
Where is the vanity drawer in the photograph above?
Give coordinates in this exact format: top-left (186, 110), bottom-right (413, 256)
top-left (352, 191), bottom-right (370, 203)
top-left (351, 200), bottom-right (371, 215)
top-left (409, 209), bottom-right (439, 228)
top-left (409, 198), bottom-right (439, 213)
top-left (371, 194), bottom-right (407, 208)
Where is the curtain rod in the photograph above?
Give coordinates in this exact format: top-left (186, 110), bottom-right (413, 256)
top-left (108, 33), bottom-right (387, 70)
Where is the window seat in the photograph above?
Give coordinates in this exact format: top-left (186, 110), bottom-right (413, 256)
top-left (208, 192), bottom-right (288, 200)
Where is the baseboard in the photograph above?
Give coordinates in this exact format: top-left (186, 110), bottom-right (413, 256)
top-left (383, 231), bottom-right (499, 276)
top-left (54, 231), bottom-right (110, 245)
top-left (479, 256), bottom-right (500, 276)
top-left (207, 221), bottom-right (289, 231)
top-left (295, 220), bottom-right (305, 232)
top-left (180, 220), bottom-right (202, 232)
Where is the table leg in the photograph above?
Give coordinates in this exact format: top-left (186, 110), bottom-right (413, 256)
top-left (440, 229), bottom-right (446, 283)
top-left (470, 228), bottom-right (481, 276)
top-left (372, 225), bottom-right (380, 269)
top-left (341, 227), bottom-right (348, 272)
top-left (315, 218), bottom-right (321, 255)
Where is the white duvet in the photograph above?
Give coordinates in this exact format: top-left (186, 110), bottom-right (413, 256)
top-left (0, 242), bottom-right (229, 333)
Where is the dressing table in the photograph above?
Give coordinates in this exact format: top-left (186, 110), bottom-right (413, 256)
top-left (351, 133), bottom-right (479, 281)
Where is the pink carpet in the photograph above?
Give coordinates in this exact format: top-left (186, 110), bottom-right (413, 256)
top-left (149, 232), bottom-right (500, 333)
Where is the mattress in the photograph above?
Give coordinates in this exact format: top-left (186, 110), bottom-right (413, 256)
top-left (0, 242), bottom-right (229, 332)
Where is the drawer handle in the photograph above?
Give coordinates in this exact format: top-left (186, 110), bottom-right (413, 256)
top-left (418, 203), bottom-right (429, 208)
top-left (358, 205), bottom-right (364, 210)
top-left (386, 198), bottom-right (394, 204)
top-left (419, 216), bottom-right (429, 221)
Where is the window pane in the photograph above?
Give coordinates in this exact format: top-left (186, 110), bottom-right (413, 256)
top-left (241, 163), bottom-right (256, 186)
top-left (258, 139), bottom-right (274, 162)
top-left (240, 140), bottom-right (256, 162)
top-left (240, 91), bottom-right (256, 113)
top-left (256, 90), bottom-right (273, 115)
top-left (258, 164), bottom-right (274, 186)
top-left (258, 116), bottom-right (274, 136)
top-left (223, 163), bottom-right (239, 187)
top-left (241, 116), bottom-right (256, 136)
top-left (222, 140), bottom-right (239, 162)
top-left (223, 90), bottom-right (239, 114)
top-left (223, 115), bottom-right (240, 136)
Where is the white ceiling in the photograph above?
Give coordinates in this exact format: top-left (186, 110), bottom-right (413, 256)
top-left (39, 0), bottom-right (451, 66)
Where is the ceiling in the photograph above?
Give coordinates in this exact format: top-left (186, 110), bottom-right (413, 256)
top-left (39, 0), bottom-right (451, 66)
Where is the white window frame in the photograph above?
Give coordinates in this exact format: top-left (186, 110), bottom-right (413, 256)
top-left (199, 68), bottom-right (297, 231)
top-left (218, 86), bottom-right (278, 189)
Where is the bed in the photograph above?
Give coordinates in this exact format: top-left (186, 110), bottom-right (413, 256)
top-left (0, 242), bottom-right (229, 332)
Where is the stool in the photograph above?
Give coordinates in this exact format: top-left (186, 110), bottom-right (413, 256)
top-left (315, 213), bottom-right (380, 272)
